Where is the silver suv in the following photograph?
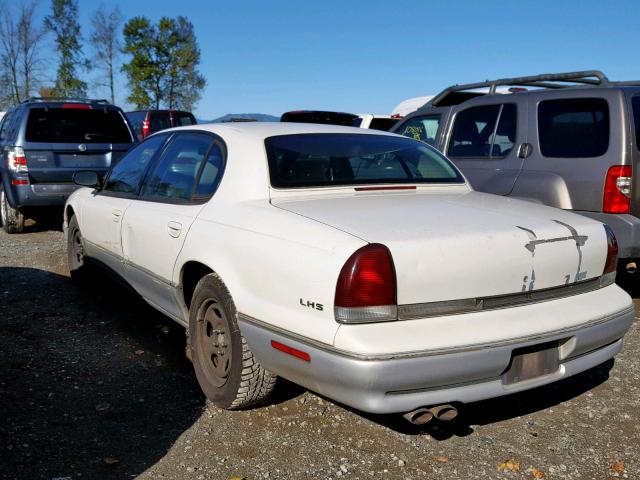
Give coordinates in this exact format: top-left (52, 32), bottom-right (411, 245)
top-left (392, 71), bottom-right (640, 279)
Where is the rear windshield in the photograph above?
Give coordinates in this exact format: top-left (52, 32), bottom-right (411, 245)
top-left (633, 97), bottom-right (640, 152)
top-left (172, 112), bottom-right (196, 126)
top-left (280, 111), bottom-right (359, 126)
top-left (265, 133), bottom-right (464, 188)
top-left (26, 107), bottom-right (133, 143)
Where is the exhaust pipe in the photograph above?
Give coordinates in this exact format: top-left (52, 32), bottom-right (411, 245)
top-left (428, 404), bottom-right (458, 421)
top-left (626, 262), bottom-right (637, 274)
top-left (402, 407), bottom-right (434, 425)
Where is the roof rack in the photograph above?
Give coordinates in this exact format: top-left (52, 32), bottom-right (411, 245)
top-left (21, 97), bottom-right (111, 104)
top-left (430, 70), bottom-right (640, 107)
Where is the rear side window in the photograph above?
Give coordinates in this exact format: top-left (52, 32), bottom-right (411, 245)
top-left (632, 97), bottom-right (640, 152)
top-left (172, 112), bottom-right (196, 127)
top-left (103, 134), bottom-right (167, 195)
top-left (149, 112), bottom-right (171, 133)
top-left (265, 133), bottom-right (464, 188)
top-left (395, 115), bottom-right (441, 145)
top-left (448, 104), bottom-right (516, 158)
top-left (126, 112), bottom-right (145, 136)
top-left (538, 98), bottom-right (609, 158)
top-left (25, 108), bottom-right (133, 143)
top-left (142, 133), bottom-right (213, 200)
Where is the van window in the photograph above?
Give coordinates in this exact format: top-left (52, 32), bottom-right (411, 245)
top-left (632, 97), bottom-right (640, 152)
top-left (448, 104), bottom-right (516, 158)
top-left (395, 115), bottom-right (441, 145)
top-left (538, 98), bottom-right (609, 158)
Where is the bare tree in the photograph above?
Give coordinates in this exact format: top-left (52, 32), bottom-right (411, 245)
top-left (90, 6), bottom-right (122, 104)
top-left (0, 1), bottom-right (47, 104)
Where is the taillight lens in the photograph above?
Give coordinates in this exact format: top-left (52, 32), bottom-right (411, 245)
top-left (7, 146), bottom-right (28, 173)
top-left (602, 224), bottom-right (618, 285)
top-left (603, 165), bottom-right (632, 213)
top-left (142, 119), bottom-right (150, 138)
top-left (334, 244), bottom-right (397, 323)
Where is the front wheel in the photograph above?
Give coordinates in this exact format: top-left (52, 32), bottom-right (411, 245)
top-left (189, 273), bottom-right (277, 409)
top-left (0, 185), bottom-right (25, 234)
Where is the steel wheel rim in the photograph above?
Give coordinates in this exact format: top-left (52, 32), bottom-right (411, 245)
top-left (196, 299), bottom-right (232, 387)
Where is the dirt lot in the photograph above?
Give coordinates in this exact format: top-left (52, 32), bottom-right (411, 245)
top-left (1, 225), bottom-right (639, 480)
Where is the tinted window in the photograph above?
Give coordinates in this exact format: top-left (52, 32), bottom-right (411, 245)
top-left (126, 112), bottom-right (145, 139)
top-left (194, 144), bottom-right (224, 198)
top-left (265, 133), bottom-right (464, 188)
top-left (103, 134), bottom-right (167, 194)
top-left (368, 117), bottom-right (399, 132)
top-left (538, 98), bottom-right (609, 158)
top-left (25, 108), bottom-right (133, 143)
top-left (396, 115), bottom-right (441, 145)
top-left (142, 133), bottom-right (213, 200)
top-left (0, 113), bottom-right (10, 141)
top-left (449, 104), bottom-right (516, 158)
top-left (632, 97), bottom-right (640, 152)
top-left (172, 112), bottom-right (196, 127)
top-left (149, 112), bottom-right (171, 134)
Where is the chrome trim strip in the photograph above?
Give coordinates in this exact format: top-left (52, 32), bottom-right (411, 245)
top-left (237, 305), bottom-right (633, 362)
top-left (398, 276), bottom-right (610, 320)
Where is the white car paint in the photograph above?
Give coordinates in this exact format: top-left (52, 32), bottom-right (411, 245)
top-left (65, 122), bottom-right (633, 414)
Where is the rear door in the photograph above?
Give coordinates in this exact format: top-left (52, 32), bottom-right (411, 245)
top-left (121, 132), bottom-right (225, 319)
top-left (515, 91), bottom-right (621, 211)
top-left (22, 106), bottom-right (134, 186)
top-left (442, 99), bottom-right (526, 195)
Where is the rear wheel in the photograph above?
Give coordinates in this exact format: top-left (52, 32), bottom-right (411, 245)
top-left (189, 273), bottom-right (277, 409)
top-left (67, 215), bottom-right (92, 282)
top-left (0, 185), bottom-right (25, 234)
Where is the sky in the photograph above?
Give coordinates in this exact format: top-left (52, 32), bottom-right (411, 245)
top-left (29, 0), bottom-right (640, 119)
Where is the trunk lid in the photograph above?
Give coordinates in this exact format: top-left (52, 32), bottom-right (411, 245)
top-left (272, 190), bottom-right (608, 305)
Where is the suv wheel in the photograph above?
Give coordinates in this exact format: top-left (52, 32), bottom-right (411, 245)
top-left (189, 273), bottom-right (277, 409)
top-left (0, 185), bottom-right (25, 234)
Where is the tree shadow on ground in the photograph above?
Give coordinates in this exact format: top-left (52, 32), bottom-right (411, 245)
top-left (0, 266), bottom-right (204, 479)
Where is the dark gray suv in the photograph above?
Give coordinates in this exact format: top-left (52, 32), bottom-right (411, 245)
top-left (392, 71), bottom-right (640, 280)
top-left (0, 98), bottom-right (135, 233)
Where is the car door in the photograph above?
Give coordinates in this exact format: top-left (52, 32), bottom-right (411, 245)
top-left (443, 100), bottom-right (527, 196)
top-left (80, 134), bottom-right (168, 275)
top-left (121, 132), bottom-right (225, 320)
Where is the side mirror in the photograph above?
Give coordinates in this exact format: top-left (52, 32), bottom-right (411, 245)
top-left (73, 171), bottom-right (101, 188)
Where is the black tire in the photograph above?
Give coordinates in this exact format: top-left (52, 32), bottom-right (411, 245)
top-left (0, 185), bottom-right (25, 234)
top-left (67, 215), bottom-right (92, 283)
top-left (189, 273), bottom-right (277, 409)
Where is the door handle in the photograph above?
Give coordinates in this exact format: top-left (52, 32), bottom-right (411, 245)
top-left (111, 209), bottom-right (122, 222)
top-left (167, 221), bottom-right (182, 238)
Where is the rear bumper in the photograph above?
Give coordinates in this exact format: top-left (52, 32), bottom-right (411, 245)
top-left (575, 211), bottom-right (640, 259)
top-left (239, 298), bottom-right (633, 414)
top-left (4, 182), bottom-right (80, 209)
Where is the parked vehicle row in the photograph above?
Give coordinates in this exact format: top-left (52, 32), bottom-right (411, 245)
top-left (280, 110), bottom-right (400, 131)
top-left (65, 122), bottom-right (632, 422)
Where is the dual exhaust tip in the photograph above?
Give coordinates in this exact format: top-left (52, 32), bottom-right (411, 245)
top-left (402, 404), bottom-right (458, 425)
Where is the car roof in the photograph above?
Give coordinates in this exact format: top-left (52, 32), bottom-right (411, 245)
top-left (154, 121), bottom-right (401, 139)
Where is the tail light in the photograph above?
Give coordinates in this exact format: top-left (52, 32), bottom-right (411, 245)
top-left (334, 244), bottom-right (397, 323)
top-left (602, 224), bottom-right (618, 285)
top-left (603, 165), bottom-right (632, 213)
top-left (6, 146), bottom-right (28, 173)
top-left (142, 119), bottom-right (150, 138)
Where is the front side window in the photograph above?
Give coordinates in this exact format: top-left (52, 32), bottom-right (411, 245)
top-left (25, 107), bottom-right (133, 143)
top-left (632, 97), bottom-right (640, 152)
top-left (265, 133), bottom-right (464, 188)
top-left (448, 104), bottom-right (516, 158)
top-left (395, 115), bottom-right (441, 145)
top-left (538, 98), bottom-right (609, 158)
top-left (142, 133), bottom-right (214, 200)
top-left (102, 134), bottom-right (167, 195)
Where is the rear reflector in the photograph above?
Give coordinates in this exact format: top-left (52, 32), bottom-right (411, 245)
top-left (603, 165), bottom-right (632, 213)
top-left (62, 103), bottom-right (92, 109)
top-left (334, 243), bottom-right (397, 323)
top-left (11, 179), bottom-right (28, 185)
top-left (271, 340), bottom-right (311, 362)
top-left (355, 186), bottom-right (416, 192)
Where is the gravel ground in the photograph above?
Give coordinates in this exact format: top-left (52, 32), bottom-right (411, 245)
top-left (1, 225), bottom-right (639, 480)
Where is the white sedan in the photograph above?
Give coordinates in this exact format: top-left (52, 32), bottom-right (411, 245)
top-left (65, 122), bottom-right (633, 424)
